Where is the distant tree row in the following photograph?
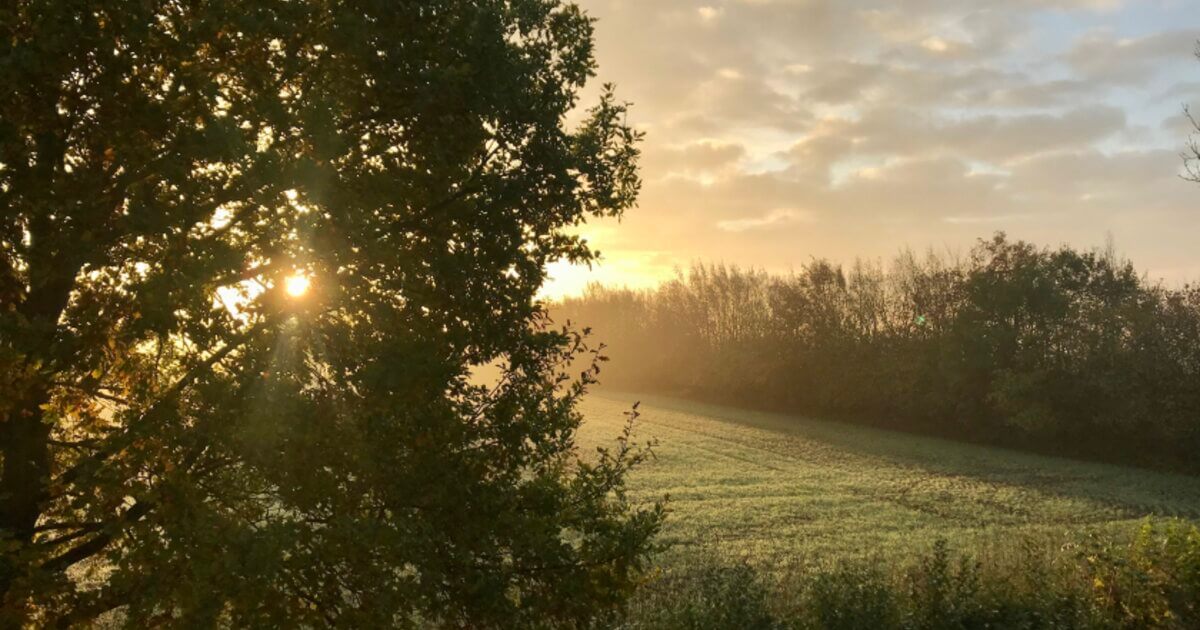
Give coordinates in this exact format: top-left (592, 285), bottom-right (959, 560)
top-left (556, 234), bottom-right (1200, 472)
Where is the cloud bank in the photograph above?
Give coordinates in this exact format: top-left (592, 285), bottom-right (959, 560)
top-left (545, 0), bottom-right (1200, 297)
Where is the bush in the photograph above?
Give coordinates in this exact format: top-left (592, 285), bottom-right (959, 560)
top-left (622, 563), bottom-right (784, 630)
top-left (1081, 520), bottom-right (1200, 629)
top-left (620, 520), bottom-right (1199, 629)
top-left (805, 564), bottom-right (898, 629)
top-left (904, 539), bottom-right (987, 629)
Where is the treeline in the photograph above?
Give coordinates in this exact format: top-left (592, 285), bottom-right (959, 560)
top-left (555, 234), bottom-right (1200, 471)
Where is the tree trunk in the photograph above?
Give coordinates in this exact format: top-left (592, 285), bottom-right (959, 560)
top-left (2, 255), bottom-right (73, 607)
top-left (0, 387), bottom-right (52, 607)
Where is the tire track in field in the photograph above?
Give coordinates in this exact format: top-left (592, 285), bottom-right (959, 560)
top-left (631, 408), bottom-right (1028, 527)
top-left (593, 396), bottom-right (1200, 527)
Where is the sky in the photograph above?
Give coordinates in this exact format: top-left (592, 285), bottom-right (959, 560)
top-left (541, 0), bottom-right (1200, 298)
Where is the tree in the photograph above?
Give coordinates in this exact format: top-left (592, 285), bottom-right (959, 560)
top-left (0, 1), bottom-right (662, 625)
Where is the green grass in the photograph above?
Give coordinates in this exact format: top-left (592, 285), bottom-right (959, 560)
top-left (576, 392), bottom-right (1200, 570)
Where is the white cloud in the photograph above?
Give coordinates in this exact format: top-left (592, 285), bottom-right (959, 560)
top-left (943, 213), bottom-right (1047, 225)
top-left (921, 36), bottom-right (951, 52)
top-left (1064, 28), bottom-right (1200, 84)
top-left (717, 208), bottom-right (816, 232)
top-left (698, 6), bottom-right (723, 23)
top-left (572, 0), bottom-right (1200, 288)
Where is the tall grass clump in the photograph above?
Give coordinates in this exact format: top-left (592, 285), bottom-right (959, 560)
top-left (620, 562), bottom-right (783, 630)
top-left (619, 519), bottom-right (1200, 629)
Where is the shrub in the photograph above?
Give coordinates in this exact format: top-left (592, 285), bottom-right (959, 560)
top-left (1081, 519), bottom-right (1200, 629)
top-left (621, 520), bottom-right (1199, 629)
top-left (622, 563), bottom-right (784, 630)
top-left (805, 564), bottom-right (899, 629)
top-left (904, 540), bottom-right (988, 629)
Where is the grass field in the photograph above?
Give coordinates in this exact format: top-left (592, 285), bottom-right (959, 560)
top-left (576, 391), bottom-right (1200, 571)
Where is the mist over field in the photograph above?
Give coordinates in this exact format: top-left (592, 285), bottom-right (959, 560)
top-left (556, 239), bottom-right (1200, 627)
top-left (557, 236), bottom-right (1200, 472)
top-left (4, 0), bottom-right (1200, 628)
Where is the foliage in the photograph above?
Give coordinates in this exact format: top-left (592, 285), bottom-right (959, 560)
top-left (0, 0), bottom-right (662, 626)
top-left (1080, 519), bottom-right (1200, 628)
top-left (558, 235), bottom-right (1200, 471)
top-left (621, 520), bottom-right (1200, 629)
top-left (620, 563), bottom-right (783, 630)
top-left (805, 565), bottom-right (898, 630)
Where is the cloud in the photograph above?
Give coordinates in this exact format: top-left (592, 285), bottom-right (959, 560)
top-left (943, 213), bottom-right (1049, 224)
top-left (1064, 29), bottom-right (1200, 85)
top-left (773, 105), bottom-right (1127, 181)
top-left (667, 141), bottom-right (747, 171)
top-left (697, 6), bottom-right (723, 23)
top-left (852, 105), bottom-right (1128, 162)
top-left (717, 208), bottom-right (816, 232)
top-left (643, 140), bottom-right (748, 184)
top-left (562, 0), bottom-right (1200, 295)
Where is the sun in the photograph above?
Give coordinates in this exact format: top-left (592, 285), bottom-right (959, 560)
top-left (284, 273), bottom-right (311, 298)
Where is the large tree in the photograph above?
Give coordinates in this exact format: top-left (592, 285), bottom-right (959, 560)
top-left (0, 1), bottom-right (661, 626)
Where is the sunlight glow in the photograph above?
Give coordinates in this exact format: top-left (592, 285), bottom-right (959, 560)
top-left (538, 256), bottom-right (673, 301)
top-left (284, 273), bottom-right (311, 297)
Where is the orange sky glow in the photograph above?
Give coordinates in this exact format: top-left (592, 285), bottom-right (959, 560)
top-left (540, 0), bottom-right (1200, 300)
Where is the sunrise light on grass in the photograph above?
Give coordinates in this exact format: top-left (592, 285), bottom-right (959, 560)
top-left (6, 1), bottom-right (1200, 626)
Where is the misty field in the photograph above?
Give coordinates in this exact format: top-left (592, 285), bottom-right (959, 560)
top-left (577, 392), bottom-right (1200, 570)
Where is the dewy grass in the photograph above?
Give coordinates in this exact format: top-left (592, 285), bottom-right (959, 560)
top-left (577, 392), bottom-right (1200, 571)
